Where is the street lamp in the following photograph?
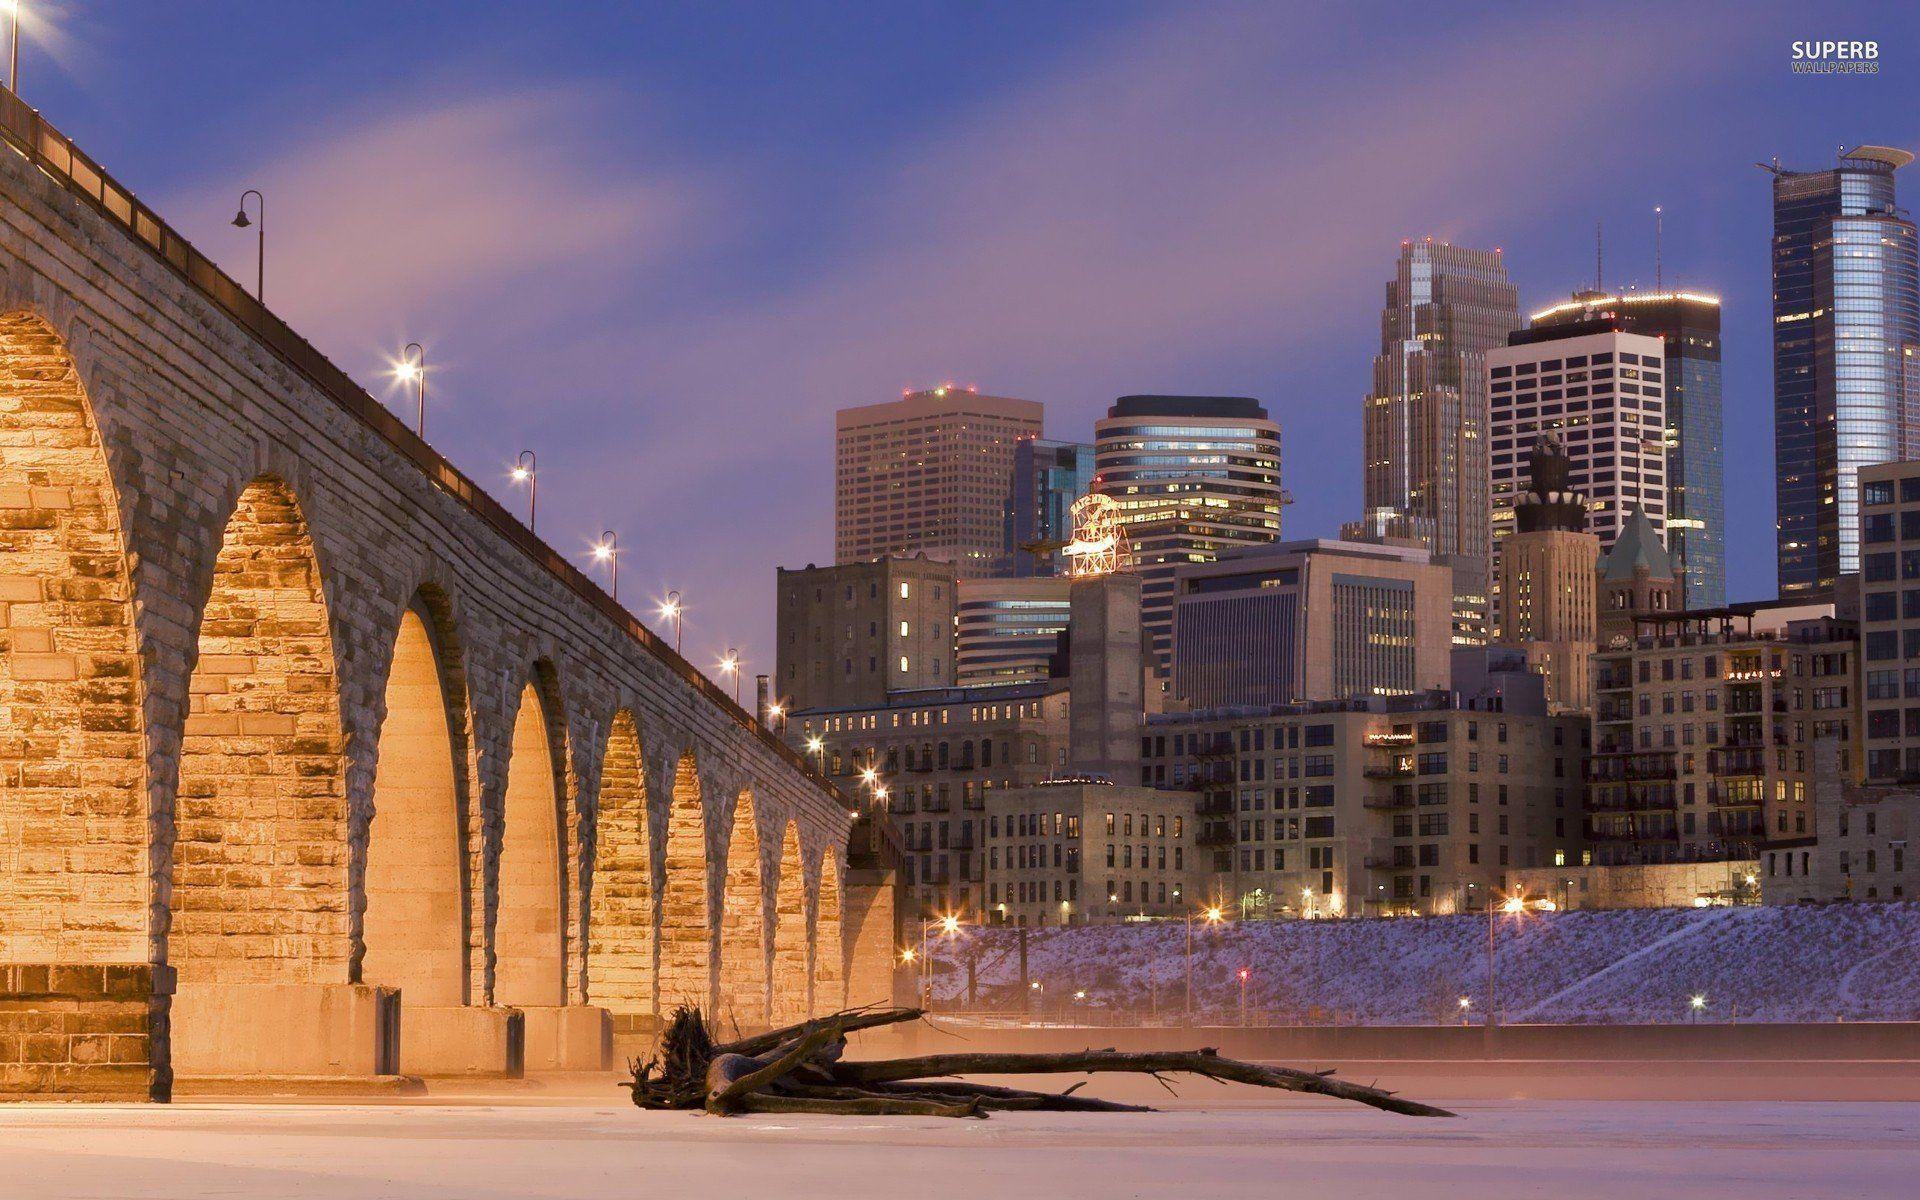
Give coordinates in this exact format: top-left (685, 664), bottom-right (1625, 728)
top-left (658, 591), bottom-right (684, 654)
top-left (719, 647), bottom-right (741, 704)
top-left (6, 1), bottom-right (21, 94)
top-left (765, 699), bottom-right (785, 731)
top-left (393, 343), bottom-right (426, 437)
top-left (1185, 904), bottom-right (1224, 1025)
top-left (231, 190), bottom-right (265, 302)
top-left (1486, 891), bottom-right (1545, 1028)
top-left (917, 913), bottom-right (964, 1006)
top-left (1237, 966), bottom-right (1250, 1025)
top-left (510, 451), bottom-right (537, 531)
top-left (591, 530), bottom-right (619, 601)
top-left (804, 735), bottom-right (825, 773)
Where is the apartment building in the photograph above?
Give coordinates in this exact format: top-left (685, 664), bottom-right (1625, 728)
top-left (1858, 459), bottom-right (1920, 782)
top-left (1140, 675), bottom-right (1587, 918)
top-left (789, 682), bottom-right (1071, 920)
top-left (982, 782), bottom-right (1201, 927)
top-left (1589, 601), bottom-right (1856, 867)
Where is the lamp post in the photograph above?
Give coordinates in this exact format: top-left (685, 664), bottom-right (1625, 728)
top-left (1237, 966), bottom-right (1250, 1026)
top-left (719, 647), bottom-right (741, 704)
top-left (592, 530), bottom-right (618, 601)
top-left (511, 451), bottom-right (537, 531)
top-left (231, 190), bottom-right (265, 301)
top-left (805, 735), bottom-right (825, 774)
top-left (1184, 905), bottom-right (1223, 1025)
top-left (659, 591), bottom-right (683, 654)
top-left (919, 914), bottom-right (962, 1007)
top-left (395, 343), bottom-right (426, 437)
top-left (7, 2), bottom-right (20, 94)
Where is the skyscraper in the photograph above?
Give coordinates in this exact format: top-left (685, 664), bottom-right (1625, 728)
top-left (1529, 290), bottom-right (1725, 607)
top-left (1489, 323), bottom-right (1670, 561)
top-left (1360, 240), bottom-right (1520, 566)
top-left (1093, 395), bottom-right (1283, 678)
top-left (1769, 145), bottom-right (1920, 599)
top-left (1002, 437), bottom-right (1094, 577)
top-left (835, 386), bottom-right (1043, 576)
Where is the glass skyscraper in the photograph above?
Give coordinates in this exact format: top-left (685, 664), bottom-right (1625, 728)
top-left (1360, 241), bottom-right (1520, 565)
top-left (1770, 145), bottom-right (1920, 599)
top-left (1001, 438), bottom-right (1094, 577)
top-left (1094, 396), bottom-right (1284, 679)
top-left (1528, 291), bottom-right (1725, 607)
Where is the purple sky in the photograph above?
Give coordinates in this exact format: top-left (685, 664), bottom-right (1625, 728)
top-left (20, 2), bottom-right (1920, 691)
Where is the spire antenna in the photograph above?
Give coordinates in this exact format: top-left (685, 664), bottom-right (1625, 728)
top-left (1654, 205), bottom-right (1663, 292)
top-left (1595, 220), bottom-right (1604, 292)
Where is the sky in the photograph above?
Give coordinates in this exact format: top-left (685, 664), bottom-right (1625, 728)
top-left (18, 1), bottom-right (1920, 689)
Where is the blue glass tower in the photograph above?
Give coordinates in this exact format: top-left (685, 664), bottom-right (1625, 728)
top-left (1001, 438), bottom-right (1094, 577)
top-left (1770, 145), bottom-right (1920, 598)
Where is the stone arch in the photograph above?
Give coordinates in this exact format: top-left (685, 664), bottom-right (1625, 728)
top-left (494, 668), bottom-right (567, 1008)
top-left (717, 787), bottom-right (769, 1027)
top-left (360, 591), bottom-right (471, 1006)
top-left (656, 750), bottom-right (709, 1010)
top-left (812, 851), bottom-right (846, 1016)
top-left (170, 476), bottom-right (350, 984)
top-left (0, 311), bottom-right (146, 966)
top-left (586, 708), bottom-right (653, 1020)
top-left (770, 820), bottom-right (807, 1024)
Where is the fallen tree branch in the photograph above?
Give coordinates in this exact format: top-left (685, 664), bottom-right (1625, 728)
top-left (626, 1006), bottom-right (1451, 1120)
top-left (831, 1048), bottom-right (1454, 1118)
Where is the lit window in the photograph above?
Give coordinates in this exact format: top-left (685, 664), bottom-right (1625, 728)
top-left (899, 620), bottom-right (909, 637)
top-left (899, 656), bottom-right (910, 673)
top-left (899, 583), bottom-right (911, 599)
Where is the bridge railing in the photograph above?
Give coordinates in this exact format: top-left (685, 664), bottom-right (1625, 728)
top-left (0, 84), bottom-right (852, 811)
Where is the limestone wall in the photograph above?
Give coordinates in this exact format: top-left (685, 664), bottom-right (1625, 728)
top-left (0, 109), bottom-right (861, 1097)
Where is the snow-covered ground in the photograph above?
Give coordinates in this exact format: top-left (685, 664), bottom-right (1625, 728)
top-left (933, 903), bottom-right (1920, 1024)
top-left (1, 1100), bottom-right (1914, 1200)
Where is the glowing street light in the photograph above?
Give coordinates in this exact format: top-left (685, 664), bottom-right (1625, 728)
top-left (510, 450), bottom-right (537, 531)
top-left (591, 530), bottom-right (619, 601)
top-left (1185, 904), bottom-right (1225, 1024)
top-left (915, 913), bottom-right (966, 1006)
top-left (804, 735), bottom-right (825, 773)
top-left (719, 647), bottom-right (741, 703)
top-left (231, 189), bottom-right (265, 301)
top-left (658, 590), bottom-right (684, 654)
top-left (390, 343), bottom-right (428, 437)
top-left (1690, 994), bottom-right (1708, 1016)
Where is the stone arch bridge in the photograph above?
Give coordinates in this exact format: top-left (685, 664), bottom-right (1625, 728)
top-left (0, 92), bottom-right (889, 1101)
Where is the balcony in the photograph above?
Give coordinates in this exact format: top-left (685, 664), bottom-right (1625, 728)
top-left (1364, 758), bottom-right (1414, 780)
top-left (1195, 794), bottom-right (1235, 817)
top-left (1363, 793), bottom-right (1413, 811)
top-left (1196, 820), bottom-right (1235, 848)
top-left (1586, 754), bottom-right (1677, 783)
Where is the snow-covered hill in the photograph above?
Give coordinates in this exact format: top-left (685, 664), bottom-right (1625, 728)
top-left (931, 903), bottom-right (1920, 1024)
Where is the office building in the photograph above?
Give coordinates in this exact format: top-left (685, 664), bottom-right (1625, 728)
top-left (1770, 146), bottom-right (1920, 599)
top-left (1170, 538), bottom-right (1452, 710)
top-left (775, 557), bottom-right (957, 712)
top-left (1489, 323), bottom-right (1670, 621)
top-left (1497, 435), bottom-right (1600, 713)
top-left (984, 782), bottom-right (1201, 926)
top-left (954, 577), bottom-right (1071, 688)
top-left (1530, 290), bottom-right (1725, 607)
top-left (1141, 674), bottom-right (1587, 919)
top-left (835, 387), bottom-right (1043, 576)
top-left (1360, 240), bottom-right (1518, 565)
top-left (1857, 459), bottom-right (1920, 782)
top-left (1002, 438), bottom-right (1094, 576)
top-left (1093, 395), bottom-right (1285, 679)
top-left (1589, 601), bottom-right (1855, 867)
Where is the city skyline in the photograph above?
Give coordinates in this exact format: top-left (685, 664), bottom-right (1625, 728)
top-left (25, 3), bottom-right (1916, 690)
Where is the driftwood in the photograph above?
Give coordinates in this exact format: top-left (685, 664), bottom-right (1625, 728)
top-left (625, 1006), bottom-right (1453, 1119)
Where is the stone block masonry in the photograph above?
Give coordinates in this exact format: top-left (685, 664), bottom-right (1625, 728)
top-left (0, 99), bottom-right (877, 1096)
top-left (0, 963), bottom-right (171, 1100)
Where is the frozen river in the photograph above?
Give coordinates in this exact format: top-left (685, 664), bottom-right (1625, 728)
top-left (0, 1095), bottom-right (1914, 1199)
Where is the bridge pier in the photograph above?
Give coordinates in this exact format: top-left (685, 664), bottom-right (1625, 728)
top-left (170, 983), bottom-right (402, 1084)
top-left (519, 1005), bottom-right (612, 1072)
top-left (400, 1005), bottom-right (525, 1078)
top-left (0, 964), bottom-right (171, 1101)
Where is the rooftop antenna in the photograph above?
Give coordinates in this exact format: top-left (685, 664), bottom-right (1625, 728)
top-left (1654, 205), bottom-right (1663, 292)
top-left (1595, 221), bottom-right (1604, 292)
